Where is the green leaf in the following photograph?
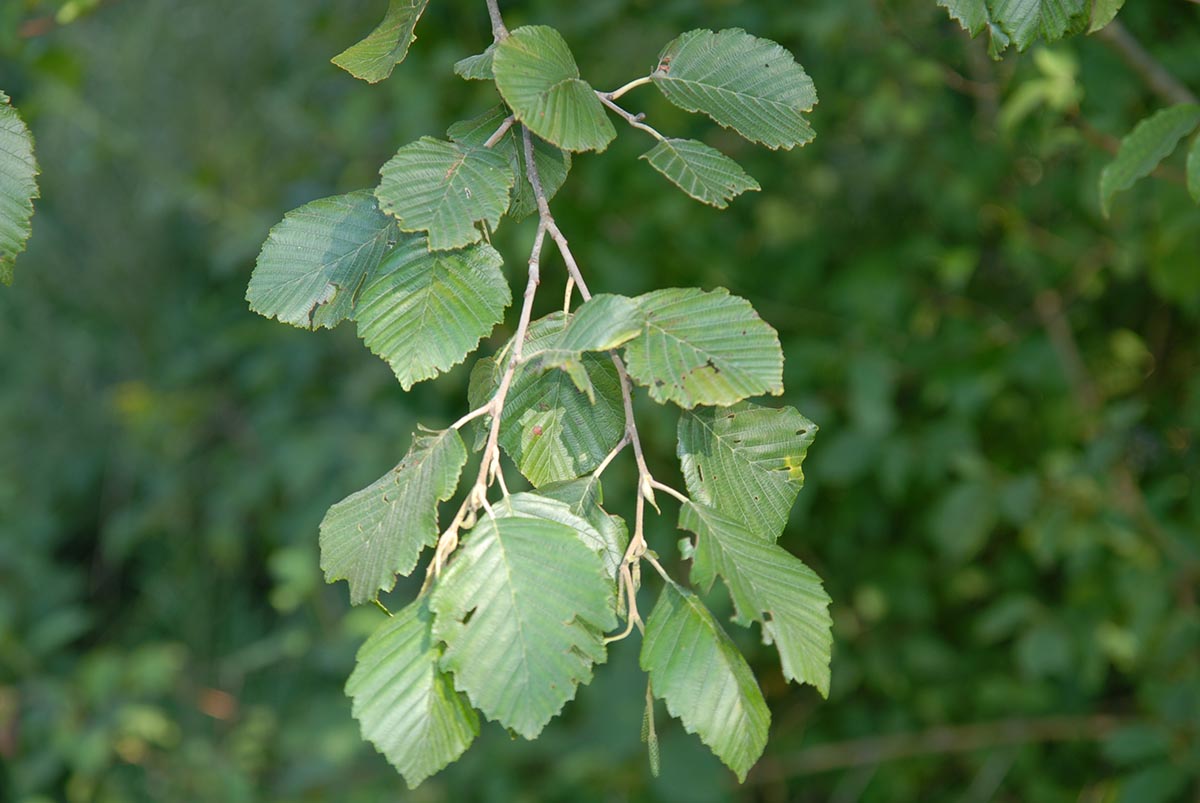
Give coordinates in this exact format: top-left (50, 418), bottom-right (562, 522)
top-left (938, 0), bottom-right (1103, 55)
top-left (1088, 0), bottom-right (1124, 32)
top-left (495, 489), bottom-right (627, 580)
top-left (641, 139), bottom-right (760, 209)
top-left (376, 136), bottom-right (514, 251)
top-left (522, 294), bottom-right (645, 399)
top-left (492, 25), bottom-right (616, 153)
top-left (346, 599), bottom-right (479, 789)
top-left (640, 582), bottom-right (769, 781)
top-left (1187, 134), bottom-right (1200, 204)
top-left (353, 237), bottom-right (510, 390)
top-left (651, 29), bottom-right (817, 151)
top-left (430, 515), bottom-right (616, 738)
top-left (469, 313), bottom-right (626, 487)
top-left (0, 91), bottom-right (38, 285)
top-left (622, 287), bottom-right (784, 409)
top-left (332, 0), bottom-right (430, 83)
top-left (454, 45), bottom-right (495, 81)
top-left (447, 106), bottom-right (572, 221)
top-left (246, 191), bottom-right (394, 330)
top-left (537, 478), bottom-right (629, 580)
top-left (681, 501), bottom-right (833, 696)
top-left (1099, 104), bottom-right (1200, 217)
top-left (678, 402), bottom-right (817, 540)
top-left (320, 428), bottom-right (467, 605)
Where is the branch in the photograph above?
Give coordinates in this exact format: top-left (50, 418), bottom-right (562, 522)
top-left (485, 0), bottom-right (508, 41)
top-left (597, 93), bottom-right (666, 141)
top-left (1095, 20), bottom-right (1197, 105)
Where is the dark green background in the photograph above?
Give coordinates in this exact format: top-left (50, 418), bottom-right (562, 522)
top-left (2, 0), bottom-right (1198, 800)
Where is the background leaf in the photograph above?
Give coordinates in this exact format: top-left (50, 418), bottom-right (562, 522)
top-left (353, 237), bottom-right (510, 390)
top-left (640, 582), bottom-right (770, 781)
top-left (681, 501), bottom-right (833, 696)
top-left (937, 0), bottom-right (1092, 54)
top-left (651, 28), bottom-right (817, 150)
top-left (642, 138), bottom-right (760, 209)
top-left (622, 287), bottom-right (784, 408)
top-left (0, 91), bottom-right (38, 286)
top-left (1187, 134), bottom-right (1200, 203)
top-left (346, 599), bottom-right (479, 790)
top-left (430, 515), bottom-right (616, 738)
top-left (492, 25), bottom-right (616, 153)
top-left (319, 428), bottom-right (466, 605)
top-left (376, 136), bottom-right (514, 251)
top-left (332, 0), bottom-right (430, 83)
top-left (246, 191), bottom-right (394, 329)
top-left (677, 401), bottom-right (817, 540)
top-left (1100, 104), bottom-right (1200, 216)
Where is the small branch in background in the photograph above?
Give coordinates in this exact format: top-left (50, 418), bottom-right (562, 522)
top-left (486, 0), bottom-right (508, 41)
top-left (1095, 20), bottom-right (1197, 105)
top-left (749, 715), bottom-right (1126, 783)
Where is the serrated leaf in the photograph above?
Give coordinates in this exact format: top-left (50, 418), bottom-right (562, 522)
top-left (320, 428), bottom-right (467, 605)
top-left (430, 515), bottom-right (616, 738)
top-left (1100, 104), bottom-right (1200, 217)
top-left (469, 313), bottom-right (626, 486)
top-left (354, 237), bottom-right (510, 390)
top-left (454, 45), bottom-right (495, 81)
top-left (346, 599), bottom-right (479, 789)
top-left (447, 106), bottom-right (571, 221)
top-left (1186, 134), bottom-right (1200, 204)
top-left (640, 582), bottom-right (769, 781)
top-left (939, 0), bottom-right (1102, 55)
top-left (376, 136), bottom-right (514, 251)
top-left (0, 91), bottom-right (39, 285)
top-left (681, 501), bottom-right (832, 696)
top-left (246, 191), bottom-right (394, 330)
top-left (523, 294), bottom-right (645, 399)
top-left (622, 287), bottom-right (784, 409)
top-left (641, 139), bottom-right (760, 209)
top-left (492, 25), bottom-right (616, 153)
top-left (332, 0), bottom-right (429, 83)
top-left (678, 402), bottom-right (817, 541)
top-left (651, 29), bottom-right (817, 151)
top-left (1088, 0), bottom-right (1124, 32)
top-left (496, 488), bottom-right (627, 580)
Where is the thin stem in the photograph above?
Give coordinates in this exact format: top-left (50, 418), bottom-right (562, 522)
top-left (485, 0), bottom-right (508, 41)
top-left (643, 553), bottom-right (673, 584)
top-left (597, 93), bottom-right (666, 141)
top-left (649, 479), bottom-right (688, 505)
top-left (605, 75), bottom-right (654, 101)
top-left (563, 274), bottom-right (575, 315)
top-left (483, 115), bottom-right (516, 148)
top-left (592, 435), bottom-right (631, 480)
top-left (604, 563), bottom-right (641, 644)
top-left (450, 401), bottom-right (493, 431)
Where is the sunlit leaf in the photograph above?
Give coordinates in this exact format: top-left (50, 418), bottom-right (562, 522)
top-left (246, 191), bottom-right (394, 329)
top-left (430, 515), bottom-right (616, 738)
top-left (376, 136), bottom-right (514, 251)
top-left (492, 25), bottom-right (616, 153)
top-left (1100, 104), bottom-right (1200, 217)
top-left (651, 29), bottom-right (817, 150)
top-left (681, 501), bottom-right (832, 696)
top-left (495, 488), bottom-right (627, 580)
top-left (640, 581), bottom-right (769, 781)
top-left (354, 237), bottom-right (510, 390)
top-left (332, 0), bottom-right (430, 83)
top-left (622, 288), bottom-right (783, 408)
top-left (320, 428), bottom-right (467, 605)
top-left (642, 138), bottom-right (760, 208)
top-left (678, 402), bottom-right (817, 540)
top-left (0, 91), bottom-right (38, 285)
top-left (347, 599), bottom-right (479, 789)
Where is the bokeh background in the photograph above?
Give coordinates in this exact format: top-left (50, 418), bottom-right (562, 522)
top-left (2, 0), bottom-right (1198, 800)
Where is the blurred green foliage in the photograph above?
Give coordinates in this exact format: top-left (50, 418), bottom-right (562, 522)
top-left (1, 0), bottom-right (1198, 801)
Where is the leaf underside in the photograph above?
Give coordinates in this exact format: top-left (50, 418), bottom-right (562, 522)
top-left (430, 515), bottom-right (616, 739)
top-left (0, 91), bottom-right (39, 285)
top-left (320, 428), bottom-right (467, 605)
top-left (333, 0), bottom-right (430, 83)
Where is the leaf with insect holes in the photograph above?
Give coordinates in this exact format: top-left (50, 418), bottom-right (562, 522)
top-left (319, 428), bottom-right (466, 605)
top-left (1100, 104), bottom-right (1200, 217)
top-left (642, 138), bottom-right (760, 209)
top-left (246, 191), bottom-right (395, 329)
top-left (347, 598), bottom-right (479, 789)
top-left (353, 236), bottom-right (510, 390)
top-left (640, 581), bottom-right (769, 781)
top-left (376, 137), bottom-right (514, 251)
top-left (622, 287), bottom-right (784, 409)
top-left (430, 514), bottom-right (616, 738)
top-left (492, 25), bottom-right (616, 153)
top-left (678, 401), bottom-right (817, 541)
top-left (681, 501), bottom-right (833, 696)
top-left (447, 106), bottom-right (572, 221)
top-left (469, 313), bottom-right (626, 487)
top-left (333, 0), bottom-right (430, 83)
top-left (0, 91), bottom-right (38, 285)
top-left (651, 29), bottom-right (817, 150)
